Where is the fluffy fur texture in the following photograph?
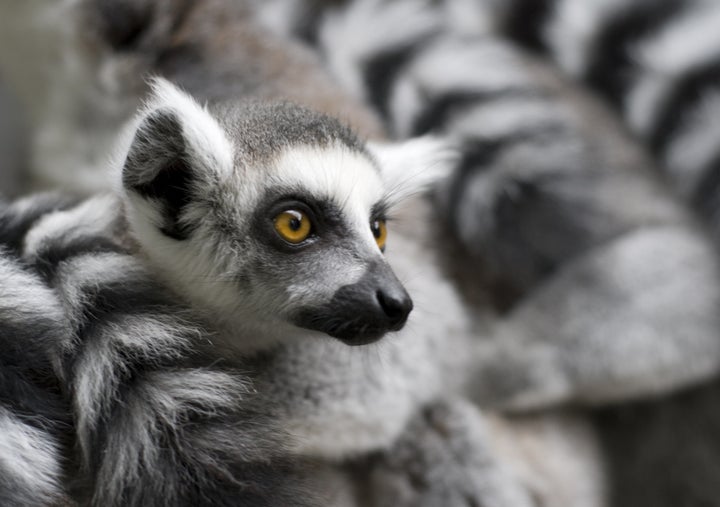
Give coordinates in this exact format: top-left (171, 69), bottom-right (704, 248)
top-left (1, 76), bottom-right (605, 505)
top-left (451, 0), bottom-right (720, 232)
top-left (7, 0), bottom-right (720, 505)
top-left (0, 235), bottom-right (71, 506)
top-left (4, 193), bottom-right (324, 506)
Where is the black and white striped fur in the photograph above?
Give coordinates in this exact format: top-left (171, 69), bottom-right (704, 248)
top-left (0, 80), bottom-right (606, 506)
top-left (468, 0), bottom-right (720, 231)
top-left (4, 1), bottom-right (611, 502)
top-left (0, 200), bottom-right (72, 505)
top-left (1, 192), bottom-right (323, 506)
top-left (10, 1), bottom-right (720, 504)
top-left (337, 0), bottom-right (720, 234)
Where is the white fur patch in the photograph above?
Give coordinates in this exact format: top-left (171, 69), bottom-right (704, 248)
top-left (272, 144), bottom-right (385, 247)
top-left (112, 78), bottom-right (235, 193)
top-left (449, 96), bottom-right (571, 141)
top-left (368, 137), bottom-right (457, 208)
top-left (0, 255), bottom-right (61, 319)
top-left (546, 0), bottom-right (627, 76)
top-left (627, 4), bottom-right (720, 134)
top-left (0, 408), bottom-right (62, 501)
top-left (389, 38), bottom-right (531, 136)
top-left (319, 0), bottom-right (442, 101)
top-left (22, 195), bottom-right (118, 260)
top-left (443, 0), bottom-right (504, 36)
top-left (633, 4), bottom-right (720, 79)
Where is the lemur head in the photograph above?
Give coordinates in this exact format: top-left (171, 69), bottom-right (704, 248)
top-left (117, 79), bottom-right (454, 349)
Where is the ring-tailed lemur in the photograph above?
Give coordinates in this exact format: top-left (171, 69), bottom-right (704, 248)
top-left (5, 0), bottom-right (720, 504)
top-left (3, 0), bottom-right (609, 503)
top-left (53, 0), bottom-right (720, 411)
top-left (2, 77), bottom-right (606, 506)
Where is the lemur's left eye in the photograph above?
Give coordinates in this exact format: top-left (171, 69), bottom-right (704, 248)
top-left (371, 219), bottom-right (387, 251)
top-left (274, 210), bottom-right (312, 244)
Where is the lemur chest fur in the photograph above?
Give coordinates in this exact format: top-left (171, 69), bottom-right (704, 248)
top-left (247, 232), bottom-right (480, 458)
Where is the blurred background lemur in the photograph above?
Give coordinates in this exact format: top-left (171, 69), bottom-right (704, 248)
top-left (2, 0), bottom-right (720, 506)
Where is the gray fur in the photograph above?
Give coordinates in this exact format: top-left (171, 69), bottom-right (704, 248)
top-left (277, 1), bottom-right (720, 504)
top-left (13, 1), bottom-right (720, 505)
top-left (84, 72), bottom-right (604, 505)
top-left (2, 9), bottom-right (598, 503)
top-left (362, 398), bottom-right (536, 507)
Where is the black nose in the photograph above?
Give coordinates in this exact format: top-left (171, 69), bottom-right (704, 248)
top-left (376, 288), bottom-right (413, 328)
top-left (293, 261), bottom-right (414, 345)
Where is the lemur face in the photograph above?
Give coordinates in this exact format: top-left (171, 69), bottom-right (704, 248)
top-left (119, 80), bottom-right (454, 349)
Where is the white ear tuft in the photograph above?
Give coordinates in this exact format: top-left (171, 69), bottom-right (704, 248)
top-left (141, 77), bottom-right (235, 178)
top-left (368, 136), bottom-right (458, 207)
top-left (115, 78), bottom-right (235, 241)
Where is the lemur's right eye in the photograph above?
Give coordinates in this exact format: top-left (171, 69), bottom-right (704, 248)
top-left (274, 210), bottom-right (312, 244)
top-left (371, 219), bottom-right (387, 251)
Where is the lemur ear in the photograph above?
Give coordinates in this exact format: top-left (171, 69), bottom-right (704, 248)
top-left (368, 136), bottom-right (458, 207)
top-left (121, 78), bottom-right (234, 240)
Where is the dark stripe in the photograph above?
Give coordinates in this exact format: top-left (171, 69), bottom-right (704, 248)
top-left (95, 0), bottom-right (151, 50)
top-left (584, 0), bottom-right (686, 107)
top-left (445, 139), bottom-right (506, 231)
top-left (0, 368), bottom-right (69, 437)
top-left (363, 37), bottom-right (436, 120)
top-left (692, 151), bottom-right (720, 220)
top-left (411, 89), bottom-right (540, 136)
top-left (648, 59), bottom-right (720, 154)
top-left (290, 0), bottom-right (329, 46)
top-left (95, 0), bottom-right (194, 52)
top-left (65, 283), bottom-right (195, 398)
top-left (0, 314), bottom-right (66, 368)
top-left (68, 268), bottom-right (192, 360)
top-left (503, 0), bottom-right (556, 51)
top-left (32, 235), bottom-right (125, 283)
top-left (0, 195), bottom-right (80, 254)
top-left (446, 126), bottom-right (570, 233)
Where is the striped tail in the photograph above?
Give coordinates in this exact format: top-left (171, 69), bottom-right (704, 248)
top-left (1, 193), bottom-right (320, 507)
top-left (0, 197), bottom-right (74, 506)
top-left (481, 0), bottom-right (720, 228)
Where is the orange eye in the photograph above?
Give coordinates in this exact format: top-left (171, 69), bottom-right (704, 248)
top-left (274, 210), bottom-right (312, 244)
top-left (371, 219), bottom-right (387, 251)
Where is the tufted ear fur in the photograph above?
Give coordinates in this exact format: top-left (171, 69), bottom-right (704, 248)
top-left (368, 136), bottom-right (458, 208)
top-left (120, 78), bottom-right (234, 240)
